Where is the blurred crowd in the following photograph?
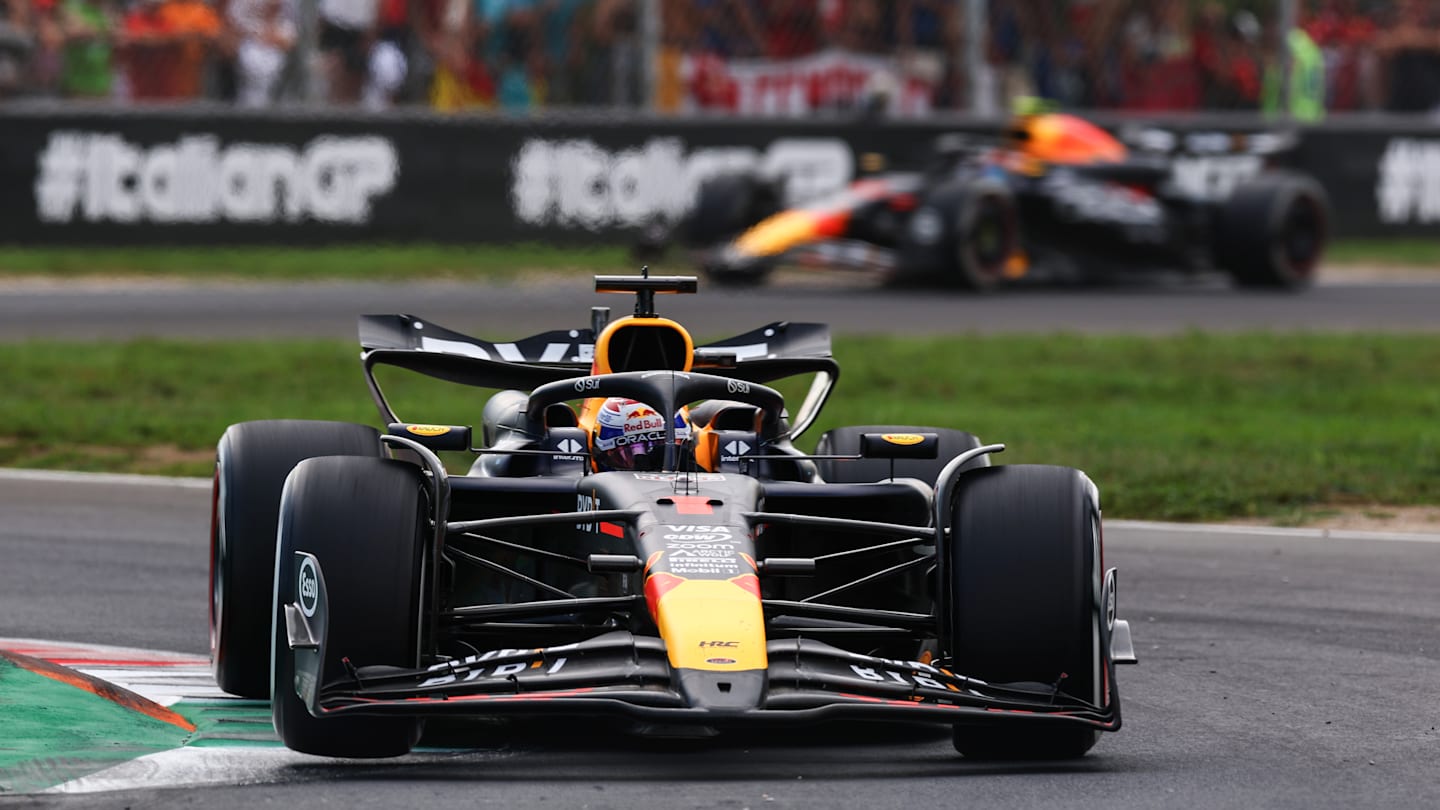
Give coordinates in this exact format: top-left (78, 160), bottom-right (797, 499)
top-left (984, 0), bottom-right (1440, 118)
top-left (0, 0), bottom-right (1438, 116)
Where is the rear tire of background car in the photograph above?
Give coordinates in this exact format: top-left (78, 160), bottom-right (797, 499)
top-left (945, 464), bottom-right (1103, 760)
top-left (211, 420), bottom-right (381, 699)
top-left (813, 425), bottom-right (989, 487)
top-left (895, 179), bottom-right (1018, 292)
top-left (1214, 172), bottom-right (1329, 290)
top-left (272, 456), bottom-right (427, 758)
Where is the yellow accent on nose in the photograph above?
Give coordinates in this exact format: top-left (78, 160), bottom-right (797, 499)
top-left (733, 211), bottom-right (825, 257)
top-left (654, 580), bottom-right (767, 671)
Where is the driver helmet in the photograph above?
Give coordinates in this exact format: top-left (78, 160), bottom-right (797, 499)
top-left (591, 397), bottom-right (691, 472)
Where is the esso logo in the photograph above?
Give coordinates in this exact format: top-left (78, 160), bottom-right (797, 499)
top-left (298, 556), bottom-right (320, 617)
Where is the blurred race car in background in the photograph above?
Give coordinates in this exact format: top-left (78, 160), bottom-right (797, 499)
top-left (663, 111), bottom-right (1329, 291)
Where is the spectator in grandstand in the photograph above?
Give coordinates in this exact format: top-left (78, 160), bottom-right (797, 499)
top-left (28, 0), bottom-right (65, 96)
top-left (422, 0), bottom-right (494, 110)
top-left (1374, 0), bottom-right (1440, 114)
top-left (1117, 0), bottom-right (1200, 111)
top-left (897, 0), bottom-right (952, 53)
top-left (653, 0), bottom-right (692, 110)
top-left (1195, 4), bottom-right (1261, 110)
top-left (1304, 0), bottom-right (1377, 111)
top-left (120, 0), bottom-right (221, 100)
top-left (761, 0), bottom-right (816, 60)
top-left (833, 0), bottom-right (886, 54)
top-left (318, 0), bottom-right (372, 102)
top-left (318, 0), bottom-right (407, 107)
top-left (373, 0), bottom-right (409, 104)
top-left (986, 2), bottom-right (1033, 108)
top-left (479, 0), bottom-right (542, 107)
top-left (895, 0), bottom-right (958, 107)
top-left (539, 0), bottom-right (588, 103)
top-left (580, 0), bottom-right (640, 105)
top-left (694, 0), bottom-right (762, 59)
top-left (55, 0), bottom-right (114, 98)
top-left (226, 0), bottom-right (295, 105)
top-left (0, 0), bottom-right (34, 97)
top-left (1259, 11), bottom-right (1325, 120)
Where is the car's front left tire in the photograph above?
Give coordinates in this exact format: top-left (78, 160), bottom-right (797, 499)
top-left (943, 464), bottom-right (1104, 760)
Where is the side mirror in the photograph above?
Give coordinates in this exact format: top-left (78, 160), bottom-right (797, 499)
top-left (388, 423), bottom-right (473, 452)
top-left (859, 432), bottom-right (939, 460)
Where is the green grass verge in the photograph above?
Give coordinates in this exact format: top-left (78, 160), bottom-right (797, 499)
top-left (1325, 239), bottom-right (1440, 267)
top-left (0, 244), bottom-right (629, 281)
top-left (1, 333), bottom-right (1437, 522)
top-left (0, 238), bottom-right (1435, 280)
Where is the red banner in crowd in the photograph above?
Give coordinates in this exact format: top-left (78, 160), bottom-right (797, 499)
top-left (684, 49), bottom-right (935, 118)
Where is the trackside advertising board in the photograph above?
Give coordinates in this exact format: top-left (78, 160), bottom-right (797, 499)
top-left (0, 108), bottom-right (1431, 244)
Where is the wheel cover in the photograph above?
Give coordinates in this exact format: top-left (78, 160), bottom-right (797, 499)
top-left (1279, 194), bottom-right (1325, 277)
top-left (963, 195), bottom-right (1015, 281)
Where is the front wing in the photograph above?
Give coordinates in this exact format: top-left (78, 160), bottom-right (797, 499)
top-left (285, 553), bottom-right (1124, 733)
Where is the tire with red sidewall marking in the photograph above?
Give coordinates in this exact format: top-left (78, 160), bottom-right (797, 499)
top-left (1214, 171), bottom-right (1329, 289)
top-left (211, 419), bottom-right (381, 698)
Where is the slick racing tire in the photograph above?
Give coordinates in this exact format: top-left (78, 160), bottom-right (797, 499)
top-left (211, 420), bottom-right (382, 699)
top-left (1214, 172), bottom-right (1329, 290)
top-left (813, 425), bottom-right (989, 487)
top-left (945, 465), bottom-right (1103, 760)
top-left (895, 178), bottom-right (1018, 292)
top-left (272, 456), bottom-right (427, 758)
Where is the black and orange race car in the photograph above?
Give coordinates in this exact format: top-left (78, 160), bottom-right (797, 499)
top-left (209, 272), bottom-right (1136, 760)
top-left (674, 112), bottom-right (1329, 291)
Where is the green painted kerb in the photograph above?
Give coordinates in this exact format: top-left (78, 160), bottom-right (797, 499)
top-left (0, 657), bottom-right (191, 794)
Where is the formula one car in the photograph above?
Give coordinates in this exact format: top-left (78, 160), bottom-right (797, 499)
top-left (209, 271), bottom-right (1136, 760)
top-left (673, 112), bottom-right (1328, 291)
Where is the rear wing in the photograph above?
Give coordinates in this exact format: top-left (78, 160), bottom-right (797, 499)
top-left (358, 316), bottom-right (839, 442)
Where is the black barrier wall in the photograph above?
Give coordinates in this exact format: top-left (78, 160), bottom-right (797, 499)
top-left (0, 107), bottom-right (1435, 245)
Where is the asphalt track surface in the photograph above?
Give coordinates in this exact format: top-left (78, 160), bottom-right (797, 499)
top-left (2, 472), bottom-right (1438, 808)
top-left (2, 271), bottom-right (1439, 342)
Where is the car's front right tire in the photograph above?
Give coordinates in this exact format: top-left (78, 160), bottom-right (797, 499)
top-left (211, 420), bottom-right (382, 698)
top-left (271, 455), bottom-right (427, 758)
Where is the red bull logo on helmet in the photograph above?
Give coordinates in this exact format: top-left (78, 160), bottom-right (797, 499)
top-left (593, 398), bottom-right (692, 470)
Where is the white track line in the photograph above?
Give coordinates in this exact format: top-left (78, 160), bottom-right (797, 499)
top-left (44, 747), bottom-right (306, 794)
top-left (3, 468), bottom-right (1437, 544)
top-left (1107, 519), bottom-right (1440, 544)
top-left (0, 468), bottom-right (211, 490)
